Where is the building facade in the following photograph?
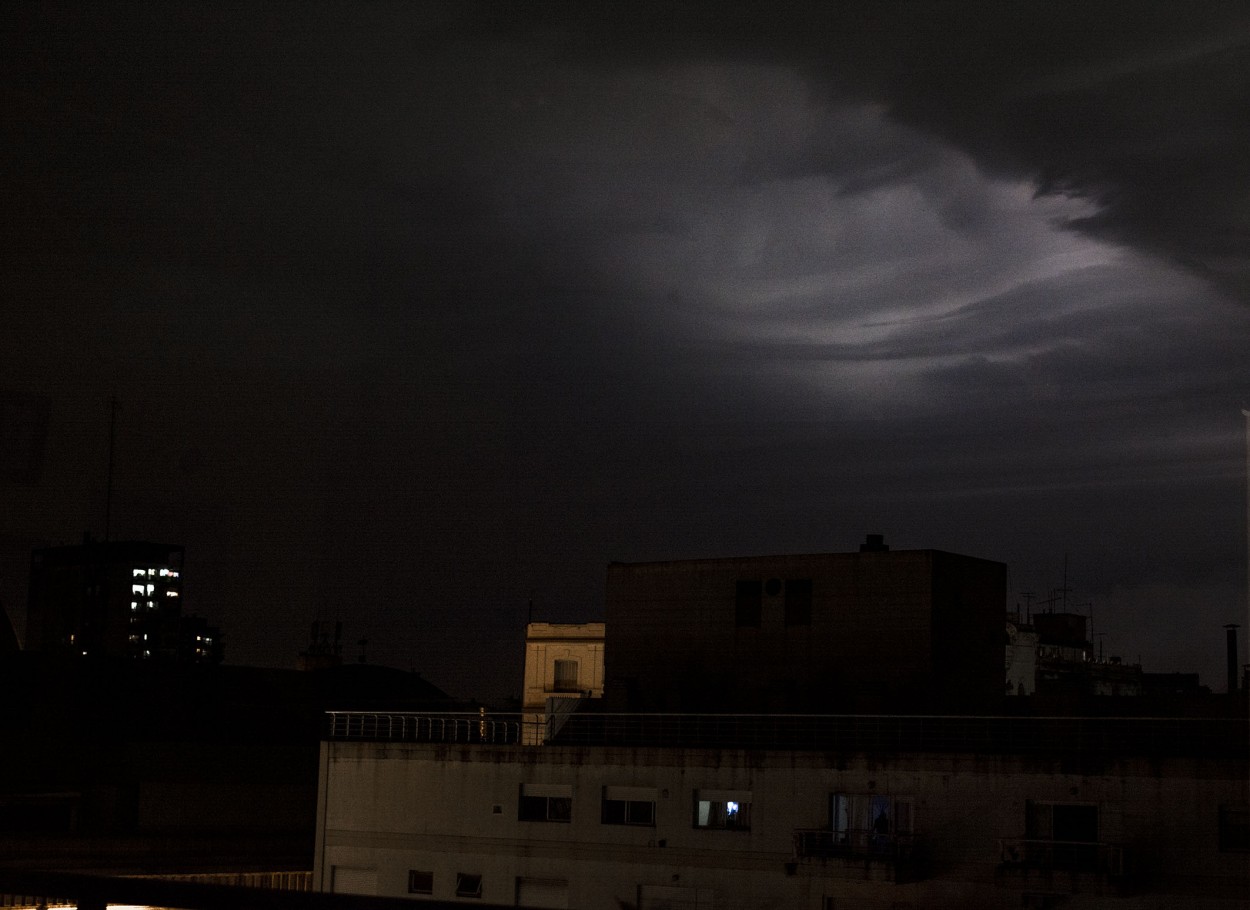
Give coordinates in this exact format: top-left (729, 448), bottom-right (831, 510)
top-left (605, 542), bottom-right (1005, 713)
top-left (26, 537), bottom-right (221, 663)
top-left (522, 622), bottom-right (605, 744)
top-left (314, 716), bottom-right (1249, 909)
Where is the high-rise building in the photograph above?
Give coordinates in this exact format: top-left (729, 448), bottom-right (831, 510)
top-left (26, 535), bottom-right (220, 663)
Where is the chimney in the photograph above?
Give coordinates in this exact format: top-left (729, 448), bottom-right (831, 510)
top-left (1226, 625), bottom-right (1240, 694)
top-left (860, 534), bottom-right (889, 553)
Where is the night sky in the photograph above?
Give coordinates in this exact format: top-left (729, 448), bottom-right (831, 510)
top-left (4, 2), bottom-right (1249, 702)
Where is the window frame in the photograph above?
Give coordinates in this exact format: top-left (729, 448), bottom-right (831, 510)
top-left (455, 873), bottom-right (482, 899)
top-left (693, 790), bottom-right (751, 831)
top-left (407, 870), bottom-right (434, 895)
top-left (552, 658), bottom-right (580, 692)
top-left (519, 784), bottom-right (573, 823)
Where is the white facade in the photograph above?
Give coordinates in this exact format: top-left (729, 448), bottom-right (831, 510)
top-left (314, 733), bottom-right (1249, 909)
top-left (522, 623), bottom-right (605, 744)
top-left (1005, 620), bottom-right (1038, 696)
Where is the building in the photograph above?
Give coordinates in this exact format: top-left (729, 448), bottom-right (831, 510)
top-left (314, 713), bottom-right (1250, 909)
top-left (521, 622), bottom-right (605, 744)
top-left (311, 538), bottom-right (1249, 908)
top-left (605, 537), bottom-right (1005, 713)
top-left (25, 536), bottom-right (222, 663)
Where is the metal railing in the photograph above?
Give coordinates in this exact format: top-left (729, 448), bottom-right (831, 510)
top-left (324, 711), bottom-right (1248, 758)
top-left (326, 711), bottom-right (529, 744)
top-left (794, 828), bottom-right (917, 861)
top-left (999, 838), bottom-right (1126, 876)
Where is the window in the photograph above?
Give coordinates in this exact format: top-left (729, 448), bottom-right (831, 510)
top-left (1024, 801), bottom-right (1099, 870)
top-left (734, 580), bottom-right (761, 627)
top-left (638, 885), bottom-right (712, 910)
top-left (602, 786), bottom-right (657, 826)
top-left (552, 659), bottom-right (579, 692)
top-left (519, 784), bottom-right (572, 822)
top-left (455, 873), bottom-right (482, 899)
top-left (784, 579), bottom-right (812, 626)
top-left (694, 790), bottom-right (750, 830)
top-left (1219, 804), bottom-right (1250, 852)
top-left (408, 871), bottom-right (433, 895)
top-left (829, 794), bottom-right (913, 854)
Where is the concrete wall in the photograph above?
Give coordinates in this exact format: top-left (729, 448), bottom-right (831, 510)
top-left (604, 550), bottom-right (1004, 713)
top-left (315, 741), bottom-right (1249, 909)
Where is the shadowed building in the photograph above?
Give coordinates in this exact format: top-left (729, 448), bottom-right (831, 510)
top-left (604, 536), bottom-right (1005, 713)
top-left (26, 535), bottom-right (221, 663)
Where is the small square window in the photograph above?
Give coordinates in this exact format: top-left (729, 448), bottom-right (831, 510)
top-left (408, 871), bottom-right (433, 895)
top-left (455, 873), bottom-right (482, 899)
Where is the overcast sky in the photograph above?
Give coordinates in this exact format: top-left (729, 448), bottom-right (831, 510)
top-left (3, 2), bottom-right (1249, 700)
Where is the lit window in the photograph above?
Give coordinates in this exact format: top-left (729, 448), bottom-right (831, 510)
top-left (455, 873), bottom-right (482, 899)
top-left (694, 791), bottom-right (751, 830)
top-left (132, 584), bottom-right (145, 595)
top-left (132, 569), bottom-right (145, 577)
top-left (408, 871), bottom-right (433, 895)
top-left (146, 584), bottom-right (154, 595)
top-left (130, 602), bottom-right (138, 611)
top-left (519, 784), bottom-right (572, 823)
top-left (166, 590), bottom-right (179, 597)
top-left (147, 601), bottom-right (155, 609)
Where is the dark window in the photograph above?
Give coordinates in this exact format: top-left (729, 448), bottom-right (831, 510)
top-left (519, 790), bottom-right (572, 823)
top-left (735, 580), bottom-right (761, 627)
top-left (552, 659), bottom-right (579, 691)
top-left (1219, 804), bottom-right (1250, 852)
top-left (603, 798), bottom-right (656, 826)
top-left (694, 795), bottom-right (750, 830)
top-left (1024, 802), bottom-right (1099, 871)
top-left (455, 873), bottom-right (482, 899)
top-left (408, 871), bottom-right (433, 895)
top-left (784, 579), bottom-right (812, 626)
top-left (764, 577), bottom-right (782, 597)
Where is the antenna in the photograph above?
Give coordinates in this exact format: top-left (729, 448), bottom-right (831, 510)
top-left (104, 396), bottom-right (119, 541)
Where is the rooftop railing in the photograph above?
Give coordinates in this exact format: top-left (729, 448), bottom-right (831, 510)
top-left (325, 711), bottom-right (1248, 758)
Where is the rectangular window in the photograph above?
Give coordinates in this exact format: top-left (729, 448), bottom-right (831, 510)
top-left (408, 871), bottom-right (433, 895)
top-left (694, 790), bottom-right (751, 830)
top-left (734, 580), bottom-right (761, 627)
top-left (552, 659), bottom-right (579, 692)
top-left (1218, 804), bottom-right (1250, 852)
top-left (519, 783), bottom-right (572, 822)
top-left (455, 873), bottom-right (482, 899)
top-left (638, 885), bottom-right (712, 910)
top-left (784, 579), bottom-right (812, 626)
top-left (1024, 801), bottom-right (1099, 870)
top-left (827, 794), bottom-right (914, 856)
top-left (602, 786), bottom-right (657, 826)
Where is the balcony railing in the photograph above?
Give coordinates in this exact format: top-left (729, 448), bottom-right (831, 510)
top-left (794, 828), bottom-right (916, 862)
top-left (326, 712), bottom-right (528, 744)
top-left (324, 711), bottom-right (1247, 758)
top-left (999, 838), bottom-right (1125, 876)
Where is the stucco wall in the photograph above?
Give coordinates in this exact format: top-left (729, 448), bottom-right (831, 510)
top-left (315, 741), bottom-right (1249, 909)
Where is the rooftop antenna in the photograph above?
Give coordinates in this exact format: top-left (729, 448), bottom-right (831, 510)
top-left (104, 396), bottom-right (119, 541)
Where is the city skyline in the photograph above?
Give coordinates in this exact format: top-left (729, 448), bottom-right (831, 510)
top-left (3, 2), bottom-right (1249, 701)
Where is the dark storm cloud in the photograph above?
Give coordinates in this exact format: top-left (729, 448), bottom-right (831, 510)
top-left (2, 2), bottom-right (1248, 697)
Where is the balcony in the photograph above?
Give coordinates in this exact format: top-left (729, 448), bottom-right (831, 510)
top-left (793, 828), bottom-right (922, 882)
top-left (999, 838), bottom-right (1127, 880)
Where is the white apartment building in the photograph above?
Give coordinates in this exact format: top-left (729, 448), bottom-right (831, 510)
top-left (314, 714), bottom-right (1249, 909)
